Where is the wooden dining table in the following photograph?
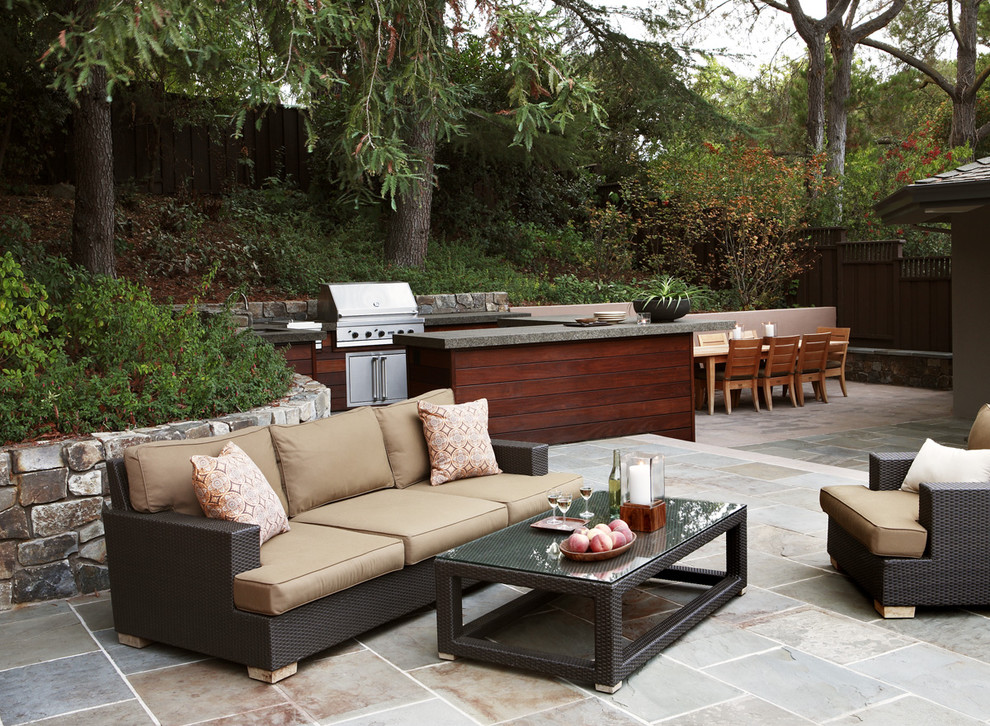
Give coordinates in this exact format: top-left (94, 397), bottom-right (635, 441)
top-left (693, 340), bottom-right (848, 415)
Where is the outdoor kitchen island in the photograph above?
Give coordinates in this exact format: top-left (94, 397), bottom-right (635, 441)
top-left (396, 317), bottom-right (732, 445)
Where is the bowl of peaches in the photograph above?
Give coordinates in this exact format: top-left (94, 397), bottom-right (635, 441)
top-left (558, 519), bottom-right (636, 561)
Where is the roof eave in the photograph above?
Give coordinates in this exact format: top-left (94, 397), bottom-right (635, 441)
top-left (876, 179), bottom-right (990, 224)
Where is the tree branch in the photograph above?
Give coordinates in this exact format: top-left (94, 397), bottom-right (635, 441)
top-left (859, 36), bottom-right (956, 96)
top-left (966, 61), bottom-right (990, 100)
top-left (948, 0), bottom-right (962, 47)
top-left (851, 0), bottom-right (907, 41)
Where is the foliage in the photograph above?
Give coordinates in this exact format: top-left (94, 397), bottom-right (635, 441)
top-left (839, 123), bottom-right (965, 254)
top-left (0, 250), bottom-right (58, 377)
top-left (0, 245), bottom-right (294, 444)
top-left (630, 140), bottom-right (832, 309)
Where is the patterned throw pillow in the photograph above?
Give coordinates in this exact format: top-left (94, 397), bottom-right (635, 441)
top-left (417, 398), bottom-right (502, 486)
top-left (191, 442), bottom-right (290, 544)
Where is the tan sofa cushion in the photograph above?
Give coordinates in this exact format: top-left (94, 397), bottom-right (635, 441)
top-left (408, 471), bottom-right (584, 524)
top-left (968, 403), bottom-right (990, 450)
top-left (820, 485), bottom-right (927, 558)
top-left (374, 388), bottom-right (455, 488)
top-left (270, 406), bottom-right (394, 516)
top-left (124, 426), bottom-right (285, 516)
top-left (292, 489), bottom-right (507, 565)
top-left (233, 523), bottom-right (404, 616)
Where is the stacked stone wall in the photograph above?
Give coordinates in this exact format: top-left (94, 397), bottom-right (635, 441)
top-left (846, 349), bottom-right (952, 390)
top-left (0, 375), bottom-right (331, 611)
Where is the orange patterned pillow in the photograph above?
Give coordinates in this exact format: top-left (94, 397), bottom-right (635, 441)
top-left (417, 398), bottom-right (501, 485)
top-left (191, 442), bottom-right (290, 544)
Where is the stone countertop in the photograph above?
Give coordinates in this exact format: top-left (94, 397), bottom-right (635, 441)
top-left (394, 318), bottom-right (734, 350)
top-left (422, 311), bottom-right (531, 327)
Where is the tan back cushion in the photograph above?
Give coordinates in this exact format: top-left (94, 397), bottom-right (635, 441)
top-left (968, 404), bottom-right (990, 450)
top-left (270, 406), bottom-right (394, 516)
top-left (124, 426), bottom-right (284, 516)
top-left (374, 388), bottom-right (455, 488)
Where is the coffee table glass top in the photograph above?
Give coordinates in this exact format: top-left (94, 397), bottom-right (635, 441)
top-left (438, 492), bottom-right (743, 584)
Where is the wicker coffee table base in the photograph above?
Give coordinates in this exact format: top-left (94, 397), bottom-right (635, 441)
top-left (436, 508), bottom-right (746, 692)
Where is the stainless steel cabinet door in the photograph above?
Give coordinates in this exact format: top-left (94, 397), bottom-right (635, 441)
top-left (345, 351), bottom-right (407, 407)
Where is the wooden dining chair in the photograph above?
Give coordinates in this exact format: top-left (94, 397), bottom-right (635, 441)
top-left (697, 332), bottom-right (729, 347)
top-left (793, 332), bottom-right (831, 406)
top-left (758, 335), bottom-right (800, 410)
top-left (741, 330), bottom-right (759, 339)
top-left (694, 338), bottom-right (763, 413)
top-left (817, 326), bottom-right (851, 397)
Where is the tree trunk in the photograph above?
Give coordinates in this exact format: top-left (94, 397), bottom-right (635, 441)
top-left (950, 0), bottom-right (979, 150)
top-left (805, 34), bottom-right (827, 155)
top-left (385, 117), bottom-right (437, 269)
top-left (827, 32), bottom-right (854, 178)
top-left (71, 65), bottom-right (116, 277)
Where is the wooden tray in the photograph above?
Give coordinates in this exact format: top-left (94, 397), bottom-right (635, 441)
top-left (530, 516), bottom-right (588, 532)
top-left (559, 532), bottom-right (636, 561)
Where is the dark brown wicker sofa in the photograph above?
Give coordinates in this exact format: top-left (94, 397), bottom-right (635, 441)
top-left (821, 447), bottom-right (990, 619)
top-left (104, 388), bottom-right (583, 683)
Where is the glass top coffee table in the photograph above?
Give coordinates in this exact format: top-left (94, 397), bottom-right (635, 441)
top-left (435, 492), bottom-right (746, 692)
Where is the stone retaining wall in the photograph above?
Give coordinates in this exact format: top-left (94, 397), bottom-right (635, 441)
top-left (846, 348), bottom-right (952, 390)
top-left (0, 375), bottom-right (331, 611)
top-left (185, 291), bottom-right (510, 328)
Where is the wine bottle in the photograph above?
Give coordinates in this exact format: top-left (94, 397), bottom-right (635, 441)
top-left (608, 449), bottom-right (622, 518)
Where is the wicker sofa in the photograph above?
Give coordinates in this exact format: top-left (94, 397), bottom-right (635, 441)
top-left (104, 388), bottom-right (583, 682)
top-left (821, 441), bottom-right (990, 619)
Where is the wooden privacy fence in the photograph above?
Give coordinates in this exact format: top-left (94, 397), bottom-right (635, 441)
top-left (791, 230), bottom-right (952, 352)
top-left (53, 102), bottom-right (311, 193)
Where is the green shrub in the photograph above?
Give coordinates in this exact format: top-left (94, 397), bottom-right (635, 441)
top-left (0, 260), bottom-right (294, 444)
top-left (0, 251), bottom-right (58, 376)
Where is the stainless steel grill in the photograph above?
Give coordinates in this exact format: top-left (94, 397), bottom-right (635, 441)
top-left (317, 282), bottom-right (424, 349)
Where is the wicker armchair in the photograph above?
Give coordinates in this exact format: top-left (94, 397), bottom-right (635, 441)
top-left (824, 451), bottom-right (990, 618)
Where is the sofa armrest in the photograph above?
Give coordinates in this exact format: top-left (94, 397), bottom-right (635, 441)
top-left (869, 452), bottom-right (916, 491)
top-left (491, 439), bottom-right (549, 476)
top-left (919, 481), bottom-right (990, 558)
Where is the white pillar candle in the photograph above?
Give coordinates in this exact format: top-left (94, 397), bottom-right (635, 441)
top-left (731, 325), bottom-right (742, 340)
top-left (765, 322), bottom-right (775, 337)
top-left (628, 463), bottom-right (652, 505)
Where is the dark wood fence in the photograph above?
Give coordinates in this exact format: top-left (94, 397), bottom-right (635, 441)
top-left (55, 102), bottom-right (311, 193)
top-left (792, 230), bottom-right (952, 352)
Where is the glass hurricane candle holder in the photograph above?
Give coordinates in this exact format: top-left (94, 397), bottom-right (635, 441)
top-left (619, 452), bottom-right (667, 531)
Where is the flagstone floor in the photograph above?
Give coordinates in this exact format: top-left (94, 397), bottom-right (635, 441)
top-left (2, 382), bottom-right (988, 725)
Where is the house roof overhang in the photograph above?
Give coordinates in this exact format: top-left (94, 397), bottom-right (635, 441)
top-left (875, 158), bottom-right (990, 225)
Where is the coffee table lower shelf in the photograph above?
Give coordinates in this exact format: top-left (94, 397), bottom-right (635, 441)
top-left (436, 507), bottom-right (746, 693)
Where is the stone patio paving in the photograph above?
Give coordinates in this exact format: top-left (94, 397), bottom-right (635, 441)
top-left (2, 382), bottom-right (987, 725)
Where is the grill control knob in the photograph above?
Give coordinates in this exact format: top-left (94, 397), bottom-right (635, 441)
top-left (364, 331), bottom-right (373, 338)
top-left (350, 331), bottom-right (359, 339)
top-left (377, 330), bottom-right (386, 337)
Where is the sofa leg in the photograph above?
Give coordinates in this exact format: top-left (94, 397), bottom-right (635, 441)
top-left (248, 662), bottom-right (297, 683)
top-left (874, 600), bottom-right (915, 619)
top-left (829, 556), bottom-right (843, 573)
top-left (118, 633), bottom-right (154, 649)
top-left (438, 652), bottom-right (458, 661)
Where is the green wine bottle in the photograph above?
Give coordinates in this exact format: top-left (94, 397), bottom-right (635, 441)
top-left (608, 449), bottom-right (622, 518)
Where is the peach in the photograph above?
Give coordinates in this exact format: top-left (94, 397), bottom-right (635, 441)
top-left (590, 532), bottom-right (614, 552)
top-left (566, 533), bottom-right (590, 553)
top-left (594, 523), bottom-right (613, 535)
top-left (609, 519), bottom-right (631, 533)
top-left (610, 529), bottom-right (627, 547)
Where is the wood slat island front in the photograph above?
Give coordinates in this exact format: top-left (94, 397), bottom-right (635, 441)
top-left (397, 319), bottom-right (733, 445)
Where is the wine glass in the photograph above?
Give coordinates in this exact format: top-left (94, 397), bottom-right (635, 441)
top-left (556, 493), bottom-right (572, 525)
top-left (546, 489), bottom-right (561, 525)
top-left (579, 483), bottom-right (594, 518)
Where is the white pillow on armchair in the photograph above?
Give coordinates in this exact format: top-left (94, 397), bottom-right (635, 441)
top-left (900, 438), bottom-right (990, 493)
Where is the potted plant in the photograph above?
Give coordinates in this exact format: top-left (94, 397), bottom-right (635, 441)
top-left (632, 276), bottom-right (696, 322)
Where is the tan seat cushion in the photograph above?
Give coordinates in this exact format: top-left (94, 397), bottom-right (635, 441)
top-left (233, 523), bottom-right (404, 616)
top-left (292, 489), bottom-right (507, 564)
top-left (374, 388), bottom-right (455, 488)
top-left (124, 426), bottom-right (285, 516)
top-left (820, 485), bottom-right (927, 558)
top-left (270, 406), bottom-right (394, 517)
top-left (968, 403), bottom-right (990, 450)
top-left (408, 471), bottom-right (585, 524)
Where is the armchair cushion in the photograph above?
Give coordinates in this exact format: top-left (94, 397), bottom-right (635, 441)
top-left (417, 398), bottom-right (501, 485)
top-left (820, 485), bottom-right (927, 558)
top-left (900, 438), bottom-right (990, 493)
top-left (967, 404), bottom-right (990, 450)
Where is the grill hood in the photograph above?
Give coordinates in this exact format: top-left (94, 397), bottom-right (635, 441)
top-left (317, 282), bottom-right (419, 321)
